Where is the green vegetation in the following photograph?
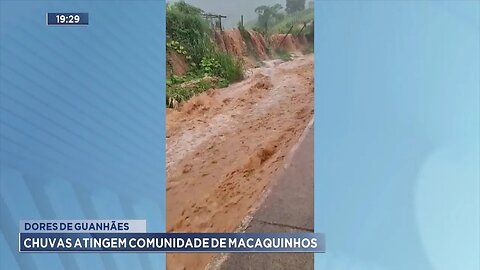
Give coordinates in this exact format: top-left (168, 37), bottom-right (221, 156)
top-left (165, 1), bottom-right (314, 108)
top-left (201, 51), bottom-right (244, 82)
top-left (250, 1), bottom-right (313, 36)
top-left (275, 48), bottom-right (292, 61)
top-left (254, 4), bottom-right (285, 34)
top-left (269, 8), bottom-right (313, 34)
top-left (166, 75), bottom-right (228, 108)
top-left (166, 1), bottom-right (211, 65)
top-left (166, 1), bottom-right (243, 108)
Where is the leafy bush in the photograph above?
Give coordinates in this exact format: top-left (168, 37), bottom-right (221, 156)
top-left (212, 52), bottom-right (244, 82)
top-left (166, 1), bottom-right (212, 65)
top-left (166, 75), bottom-right (229, 107)
top-left (166, 1), bottom-right (245, 108)
top-left (166, 52), bottom-right (243, 108)
top-left (195, 52), bottom-right (243, 82)
top-left (200, 56), bottom-right (221, 74)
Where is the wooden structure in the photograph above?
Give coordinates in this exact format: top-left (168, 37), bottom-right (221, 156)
top-left (202, 13), bottom-right (227, 31)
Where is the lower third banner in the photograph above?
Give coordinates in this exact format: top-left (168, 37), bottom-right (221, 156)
top-left (19, 233), bottom-right (325, 253)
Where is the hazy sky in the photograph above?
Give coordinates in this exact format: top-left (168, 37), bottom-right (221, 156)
top-left (171, 0), bottom-right (284, 28)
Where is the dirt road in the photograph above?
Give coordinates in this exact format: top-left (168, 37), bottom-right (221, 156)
top-left (166, 54), bottom-right (314, 270)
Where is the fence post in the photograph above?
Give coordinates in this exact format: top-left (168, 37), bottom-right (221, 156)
top-left (297, 22), bottom-right (307, 37)
top-left (279, 24), bottom-right (295, 46)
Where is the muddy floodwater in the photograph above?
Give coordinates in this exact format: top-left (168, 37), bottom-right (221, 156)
top-left (166, 54), bottom-right (314, 270)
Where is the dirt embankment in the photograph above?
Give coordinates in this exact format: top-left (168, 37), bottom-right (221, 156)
top-left (167, 52), bottom-right (188, 77)
top-left (247, 30), bottom-right (268, 58)
top-left (270, 33), bottom-right (307, 52)
top-left (167, 29), bottom-right (309, 76)
top-left (217, 28), bottom-right (246, 57)
top-left (215, 29), bottom-right (308, 57)
top-left (166, 54), bottom-right (314, 270)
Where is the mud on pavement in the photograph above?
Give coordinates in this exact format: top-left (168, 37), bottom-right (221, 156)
top-left (166, 54), bottom-right (314, 270)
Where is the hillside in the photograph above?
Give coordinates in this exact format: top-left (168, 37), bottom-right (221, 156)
top-left (166, 1), bottom-right (313, 108)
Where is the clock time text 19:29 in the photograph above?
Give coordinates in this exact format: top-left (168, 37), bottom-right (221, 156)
top-left (47, 13), bottom-right (89, 26)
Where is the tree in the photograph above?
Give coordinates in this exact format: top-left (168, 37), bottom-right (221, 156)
top-left (255, 4), bottom-right (285, 33)
top-left (286, 0), bottom-right (306, 14)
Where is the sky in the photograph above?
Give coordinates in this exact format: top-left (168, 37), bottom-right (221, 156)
top-left (170, 0), bottom-right (286, 28)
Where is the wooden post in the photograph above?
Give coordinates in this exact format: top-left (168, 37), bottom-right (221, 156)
top-left (218, 15), bottom-right (222, 31)
top-left (279, 24), bottom-right (295, 46)
top-left (202, 13), bottom-right (226, 31)
top-left (241, 15), bottom-right (244, 28)
top-left (297, 22), bottom-right (307, 36)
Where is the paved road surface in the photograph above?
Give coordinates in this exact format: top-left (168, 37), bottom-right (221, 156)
top-left (219, 124), bottom-right (314, 270)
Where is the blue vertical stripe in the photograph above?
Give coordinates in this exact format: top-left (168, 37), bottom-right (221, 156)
top-left (314, 1), bottom-right (479, 269)
top-left (1, 1), bottom-right (166, 269)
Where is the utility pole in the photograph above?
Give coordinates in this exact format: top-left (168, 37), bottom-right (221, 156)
top-left (218, 15), bottom-right (222, 31)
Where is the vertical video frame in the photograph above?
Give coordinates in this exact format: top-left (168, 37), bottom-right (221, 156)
top-left (166, 1), bottom-right (314, 269)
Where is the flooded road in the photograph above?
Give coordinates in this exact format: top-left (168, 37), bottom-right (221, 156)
top-left (166, 54), bottom-right (314, 270)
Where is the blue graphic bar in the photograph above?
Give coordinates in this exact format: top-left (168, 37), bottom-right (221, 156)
top-left (46, 13), bottom-right (88, 25)
top-left (19, 233), bottom-right (325, 253)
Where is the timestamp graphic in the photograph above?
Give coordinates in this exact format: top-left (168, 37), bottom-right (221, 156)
top-left (46, 13), bottom-right (89, 26)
